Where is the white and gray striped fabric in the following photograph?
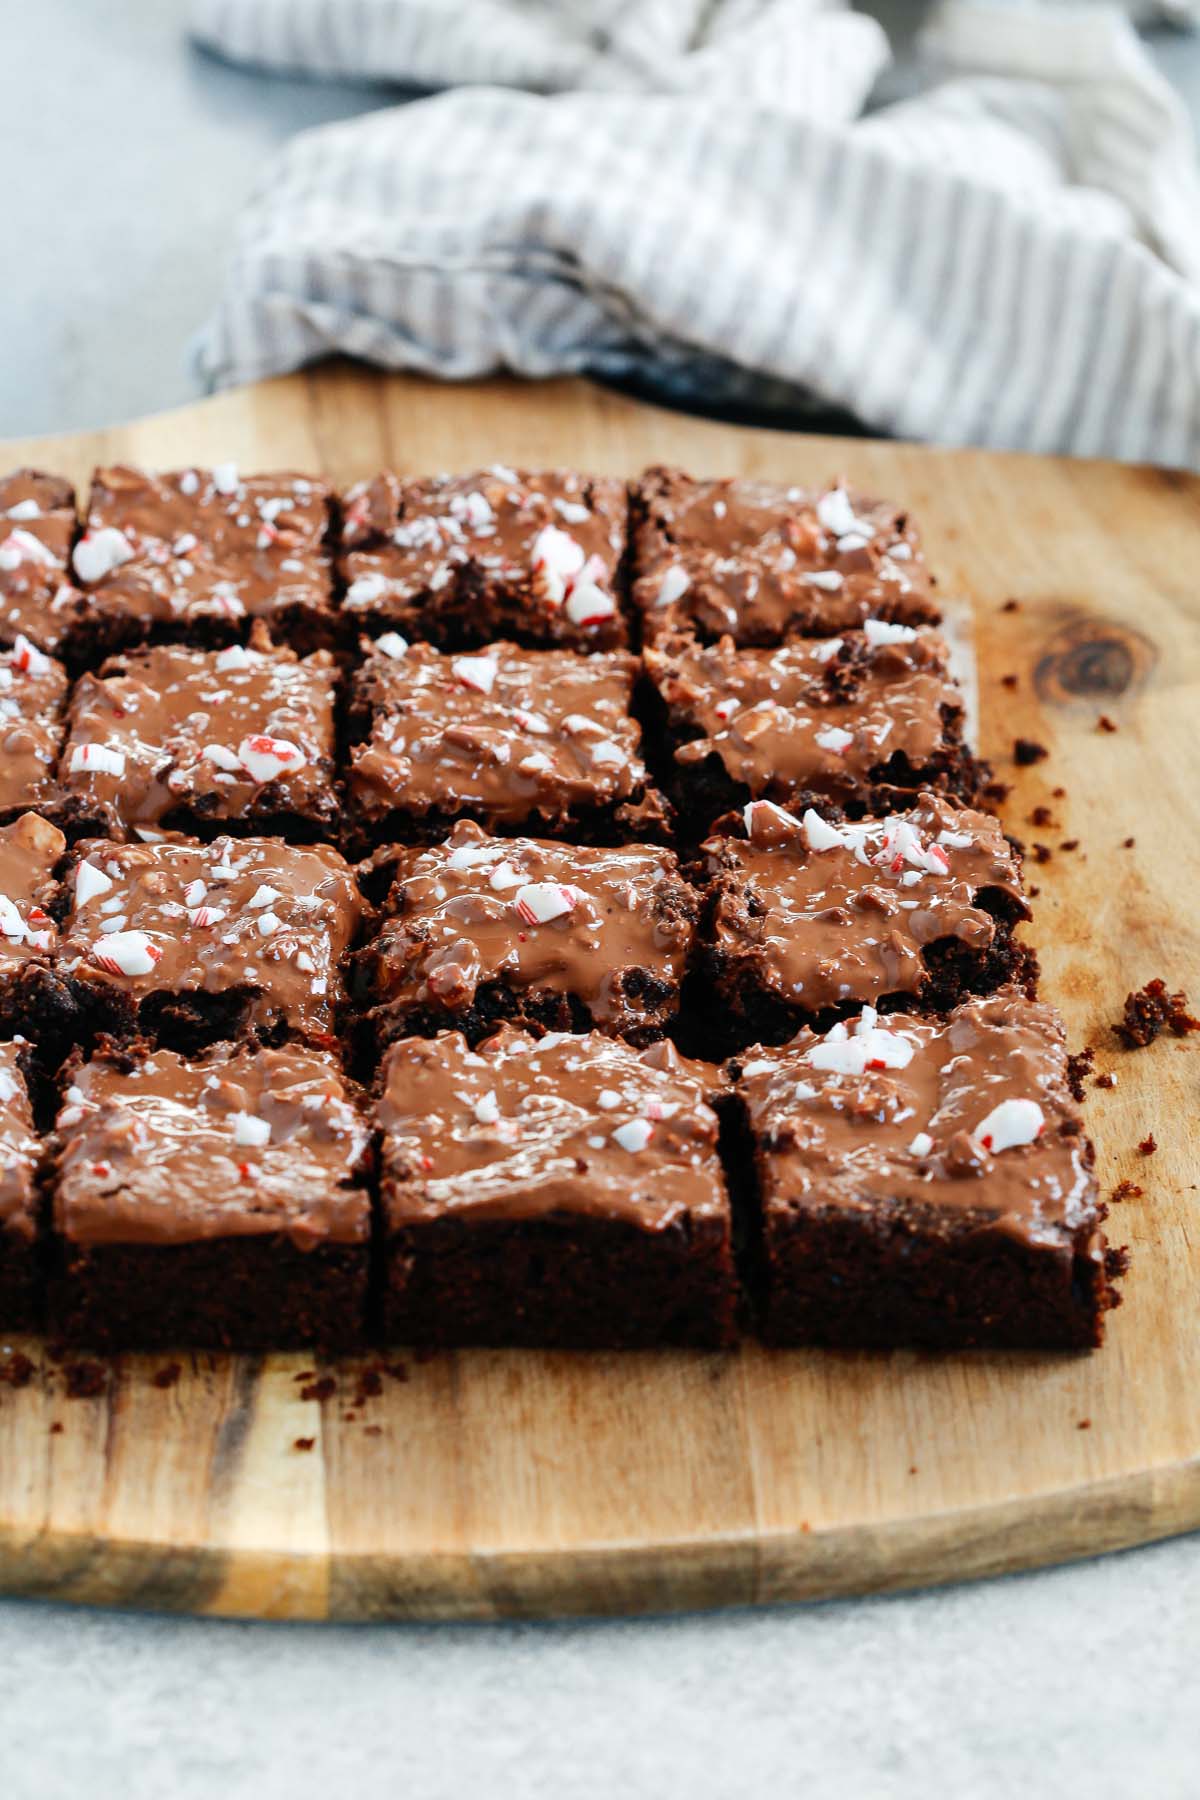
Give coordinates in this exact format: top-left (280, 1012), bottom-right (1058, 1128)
top-left (192, 0), bottom-right (1200, 468)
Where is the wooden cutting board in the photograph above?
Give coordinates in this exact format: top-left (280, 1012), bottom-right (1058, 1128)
top-left (0, 364), bottom-right (1197, 1621)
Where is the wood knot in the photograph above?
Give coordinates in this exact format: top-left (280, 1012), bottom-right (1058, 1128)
top-left (1033, 616), bottom-right (1156, 709)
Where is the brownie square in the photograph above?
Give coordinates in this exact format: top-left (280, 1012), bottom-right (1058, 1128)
top-left (0, 1041), bottom-right (44, 1331)
top-left (50, 1039), bottom-right (372, 1351)
top-left (698, 792), bottom-right (1034, 1052)
top-left (67, 463), bottom-right (335, 664)
top-left (0, 811), bottom-right (72, 1050)
top-left (339, 467), bottom-right (629, 650)
top-left (354, 820), bottom-right (699, 1053)
top-left (346, 635), bottom-right (666, 849)
top-left (0, 469), bottom-right (86, 655)
top-left (644, 623), bottom-right (976, 833)
top-left (56, 631), bottom-right (339, 841)
top-left (56, 834), bottom-right (366, 1053)
top-left (377, 1026), bottom-right (736, 1347)
top-left (633, 466), bottom-right (939, 647)
top-left (736, 993), bottom-right (1123, 1349)
top-left (0, 635), bottom-right (69, 823)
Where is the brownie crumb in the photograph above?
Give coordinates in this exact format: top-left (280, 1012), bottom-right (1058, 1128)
top-left (293, 1369), bottom-right (316, 1384)
top-left (152, 1362), bottom-right (182, 1390)
top-left (49, 1421), bottom-right (62, 1435)
top-left (1138, 1133), bottom-right (1158, 1156)
top-left (1077, 1419), bottom-right (1091, 1431)
top-left (1111, 1180), bottom-right (1143, 1203)
top-left (65, 1360), bottom-right (108, 1399)
top-left (1014, 738), bottom-right (1049, 766)
top-left (299, 1375), bottom-right (337, 1403)
top-left (1097, 714), bottom-right (1118, 733)
top-left (1001, 598), bottom-right (1021, 613)
top-left (1030, 806), bottom-right (1055, 828)
top-left (387, 1361), bottom-right (410, 1383)
top-left (293, 1436), bottom-right (315, 1452)
top-left (1067, 1047), bottom-right (1095, 1097)
top-left (1094, 1072), bottom-right (1117, 1089)
top-left (0, 1349), bottom-right (35, 1389)
top-left (1060, 839), bottom-right (1079, 852)
top-left (1028, 884), bottom-right (1040, 898)
top-left (1122, 836), bottom-right (1135, 848)
top-left (1032, 844), bottom-right (1052, 864)
top-left (354, 1367), bottom-right (384, 1404)
top-left (983, 779), bottom-right (1012, 805)
top-left (1116, 979), bottom-right (1200, 1049)
top-left (1052, 786), bottom-right (1066, 799)
top-left (364, 1424), bottom-right (383, 1438)
top-left (1001, 673), bottom-right (1019, 690)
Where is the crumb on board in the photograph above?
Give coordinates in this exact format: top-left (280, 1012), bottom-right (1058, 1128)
top-left (0, 1349), bottom-right (35, 1389)
top-left (1001, 598), bottom-right (1021, 613)
top-left (1111, 1180), bottom-right (1143, 1203)
top-left (1138, 1133), bottom-right (1158, 1156)
top-left (1097, 714), bottom-right (1118, 733)
top-left (299, 1375), bottom-right (337, 1403)
top-left (293, 1437), bottom-right (316, 1452)
top-left (1014, 737), bottom-right (1049, 766)
top-left (1116, 979), bottom-right (1200, 1049)
top-left (64, 1360), bottom-right (107, 1399)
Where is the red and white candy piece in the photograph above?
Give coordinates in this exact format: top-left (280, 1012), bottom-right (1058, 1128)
top-left (814, 724), bottom-right (854, 755)
top-left (804, 1006), bottom-right (915, 1075)
top-left (452, 654), bottom-right (498, 695)
top-left (215, 644), bottom-right (252, 672)
top-left (908, 1131), bottom-right (934, 1158)
top-left (654, 565), bottom-right (690, 610)
top-left (230, 1110), bottom-right (271, 1147)
top-left (89, 930), bottom-right (162, 977)
top-left (75, 860), bottom-right (114, 907)
top-left (512, 882), bottom-right (579, 926)
top-left (0, 529), bottom-right (57, 571)
top-left (802, 808), bottom-right (845, 852)
top-left (531, 525), bottom-right (585, 604)
top-left (612, 1118), bottom-right (654, 1153)
top-left (69, 743), bottom-right (126, 778)
top-left (743, 798), bottom-right (801, 839)
top-left (863, 618), bottom-right (917, 648)
top-left (971, 1098), bottom-right (1045, 1155)
top-left (73, 527), bottom-right (135, 584)
top-left (237, 735), bottom-right (306, 784)
top-left (10, 634), bottom-right (53, 676)
top-left (564, 569), bottom-right (616, 628)
top-left (212, 462), bottom-right (240, 495)
top-left (375, 631), bottom-right (408, 659)
top-left (873, 818), bottom-right (950, 878)
top-left (473, 1090), bottom-right (500, 1126)
top-left (0, 895), bottom-right (24, 942)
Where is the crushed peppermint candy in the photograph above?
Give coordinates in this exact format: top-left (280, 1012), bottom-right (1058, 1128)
top-left (473, 1090), bottom-right (500, 1126)
top-left (70, 742), bottom-right (126, 778)
top-left (247, 883), bottom-right (282, 910)
top-left (612, 1118), bottom-right (654, 1153)
top-left (864, 618), bottom-right (918, 647)
top-left (211, 462), bottom-right (240, 495)
top-left (230, 1111), bottom-right (271, 1147)
top-left (512, 882), bottom-right (579, 925)
top-left (971, 1098), bottom-right (1045, 1155)
top-left (237, 735), bottom-right (306, 784)
top-left (75, 861), bottom-right (114, 907)
top-left (0, 531), bottom-right (57, 572)
top-left (452, 654), bottom-right (498, 695)
top-left (0, 896), bottom-right (24, 942)
top-left (9, 634), bottom-right (54, 676)
top-left (182, 878), bottom-right (207, 908)
top-left (815, 486), bottom-right (864, 540)
top-left (73, 526), bottom-right (135, 584)
top-left (743, 798), bottom-right (799, 838)
top-left (530, 525), bottom-right (585, 603)
top-left (90, 930), bottom-right (162, 977)
top-left (564, 580), bottom-right (616, 627)
top-left (814, 724), bottom-right (854, 755)
top-left (347, 572), bottom-right (390, 607)
top-left (655, 565), bottom-right (691, 609)
top-left (215, 644), bottom-right (252, 672)
top-left (804, 1006), bottom-right (915, 1075)
top-left (375, 631), bottom-right (408, 659)
top-left (908, 1131), bottom-right (934, 1158)
top-left (802, 808), bottom-right (845, 852)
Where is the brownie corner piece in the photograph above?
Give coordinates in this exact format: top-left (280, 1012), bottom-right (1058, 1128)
top-left (736, 992), bottom-right (1121, 1350)
top-left (339, 466), bottom-right (630, 650)
top-left (632, 465), bottom-right (938, 646)
top-left (376, 1026), bottom-right (736, 1347)
top-left (50, 1039), bottom-right (371, 1351)
top-left (354, 822), bottom-right (698, 1051)
top-left (0, 1038), bottom-right (45, 1331)
top-left (0, 636), bottom-right (69, 822)
top-left (0, 468), bottom-right (84, 656)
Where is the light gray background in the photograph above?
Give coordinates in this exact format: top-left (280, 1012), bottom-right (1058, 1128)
top-left (3, 5), bottom-right (1199, 1795)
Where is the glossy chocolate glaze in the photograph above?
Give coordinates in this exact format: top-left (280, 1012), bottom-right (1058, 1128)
top-left (0, 469), bottom-right (83, 653)
top-left (0, 1042), bottom-right (39, 1239)
top-left (349, 636), bottom-right (650, 831)
top-left (737, 993), bottom-right (1100, 1248)
top-left (634, 467), bottom-right (937, 645)
top-left (73, 464), bottom-right (332, 628)
top-left (378, 1026), bottom-right (727, 1226)
top-left (646, 625), bottom-right (963, 803)
top-left (58, 632), bottom-right (337, 835)
top-left (340, 466), bottom-right (628, 648)
top-left (54, 1040), bottom-right (370, 1247)
top-left (363, 820), bottom-right (697, 1031)
top-left (0, 638), bottom-right (69, 816)
top-left (0, 813), bottom-right (66, 974)
top-left (60, 835), bottom-right (364, 1039)
top-left (703, 793), bottom-right (1027, 1011)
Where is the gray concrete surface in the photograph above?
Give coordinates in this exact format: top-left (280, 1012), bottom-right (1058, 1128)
top-left (3, 5), bottom-right (1200, 1795)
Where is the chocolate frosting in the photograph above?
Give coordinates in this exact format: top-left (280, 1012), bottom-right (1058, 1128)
top-left (634, 467), bottom-right (936, 645)
top-left (365, 819), bottom-right (697, 1030)
top-left (60, 835), bottom-right (364, 1038)
top-left (349, 636), bottom-right (650, 830)
top-left (378, 1026), bottom-right (727, 1226)
top-left (58, 632), bottom-right (337, 834)
top-left (0, 1042), bottom-right (39, 1238)
top-left (55, 1041), bottom-right (370, 1247)
top-left (646, 626), bottom-right (962, 803)
top-left (0, 469), bottom-right (82, 652)
top-left (74, 464), bottom-right (332, 627)
top-left (0, 639), bottom-right (69, 815)
top-left (340, 466), bottom-right (628, 647)
top-left (704, 794), bottom-right (1027, 1011)
top-left (737, 992), bottom-right (1100, 1248)
top-left (0, 812), bottom-right (66, 974)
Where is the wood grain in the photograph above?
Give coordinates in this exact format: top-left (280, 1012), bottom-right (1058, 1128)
top-left (0, 363), bottom-right (1197, 1620)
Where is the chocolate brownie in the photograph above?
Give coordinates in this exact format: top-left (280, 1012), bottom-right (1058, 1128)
top-left (67, 463), bottom-right (335, 665)
top-left (56, 631), bottom-right (339, 841)
top-left (0, 636), bottom-right (69, 821)
top-left (698, 794), bottom-right (1033, 1050)
top-left (644, 623), bottom-right (976, 832)
top-left (0, 811), bottom-right (71, 1052)
top-left (50, 1039), bottom-right (372, 1351)
top-left (377, 1026), bottom-right (735, 1347)
top-left (633, 467), bottom-right (938, 647)
top-left (0, 469), bottom-right (85, 655)
top-left (56, 834), bottom-right (365, 1053)
top-left (0, 1041), bottom-right (44, 1331)
top-left (354, 819), bottom-right (698, 1053)
top-left (735, 993), bottom-right (1123, 1349)
top-left (346, 635), bottom-right (665, 848)
top-left (339, 467), bottom-right (629, 650)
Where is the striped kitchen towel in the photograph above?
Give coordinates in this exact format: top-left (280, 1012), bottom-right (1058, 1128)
top-left (192, 0), bottom-right (1200, 467)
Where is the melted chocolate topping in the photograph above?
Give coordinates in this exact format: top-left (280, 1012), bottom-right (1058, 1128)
top-left (0, 1042), bottom-right (39, 1238)
top-left (634, 467), bottom-right (937, 645)
top-left (0, 812), bottom-right (66, 973)
top-left (0, 638), bottom-right (69, 815)
top-left (704, 794), bottom-right (1027, 1011)
top-left (378, 1026), bottom-right (727, 1226)
top-left (55, 1040), bottom-right (370, 1246)
top-left (60, 835), bottom-right (364, 1038)
top-left (0, 470), bottom-right (82, 653)
top-left (737, 992), bottom-right (1099, 1247)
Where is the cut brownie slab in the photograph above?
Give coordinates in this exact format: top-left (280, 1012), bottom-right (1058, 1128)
top-left (644, 622), bottom-right (975, 832)
top-left (67, 463), bottom-right (335, 664)
top-left (57, 835), bottom-right (365, 1053)
top-left (0, 1042), bottom-right (44, 1331)
top-left (633, 466), bottom-right (938, 647)
top-left (0, 812), bottom-right (71, 1050)
top-left (347, 635), bottom-right (665, 848)
top-left (0, 636), bottom-right (69, 822)
top-left (56, 632), bottom-right (339, 841)
top-left (377, 1026), bottom-right (735, 1347)
top-left (50, 1039), bottom-right (372, 1351)
top-left (0, 469), bottom-right (86, 655)
top-left (735, 993), bottom-right (1123, 1349)
top-left (354, 819), bottom-right (698, 1052)
top-left (698, 794), bottom-right (1033, 1050)
top-left (339, 466), bottom-right (629, 650)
